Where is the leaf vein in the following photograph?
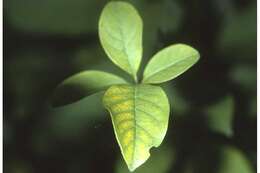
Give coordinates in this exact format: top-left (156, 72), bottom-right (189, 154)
top-left (137, 97), bottom-right (164, 111)
top-left (135, 108), bottom-right (161, 124)
top-left (145, 54), bottom-right (198, 81)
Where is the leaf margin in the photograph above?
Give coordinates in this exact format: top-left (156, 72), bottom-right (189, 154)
top-left (142, 43), bottom-right (200, 84)
top-left (52, 70), bottom-right (128, 107)
top-left (98, 1), bottom-right (143, 81)
top-left (102, 84), bottom-right (170, 171)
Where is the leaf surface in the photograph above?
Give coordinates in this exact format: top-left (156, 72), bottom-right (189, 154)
top-left (52, 70), bottom-right (127, 107)
top-left (99, 1), bottom-right (143, 79)
top-left (142, 44), bottom-right (199, 84)
top-left (103, 84), bottom-right (170, 171)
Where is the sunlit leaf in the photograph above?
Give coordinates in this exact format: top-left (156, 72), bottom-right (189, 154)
top-left (52, 70), bottom-right (127, 107)
top-left (115, 145), bottom-right (174, 173)
top-left (205, 96), bottom-right (234, 137)
top-left (103, 84), bottom-right (170, 171)
top-left (99, 1), bottom-right (143, 80)
top-left (218, 146), bottom-right (254, 173)
top-left (142, 44), bottom-right (199, 84)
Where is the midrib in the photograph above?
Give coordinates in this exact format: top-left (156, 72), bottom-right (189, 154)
top-left (145, 54), bottom-right (197, 80)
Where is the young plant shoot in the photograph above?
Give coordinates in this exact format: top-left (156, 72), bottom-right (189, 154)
top-left (53, 1), bottom-right (200, 171)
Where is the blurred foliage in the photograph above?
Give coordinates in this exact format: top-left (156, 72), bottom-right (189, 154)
top-left (217, 145), bottom-right (254, 173)
top-left (218, 4), bottom-right (256, 59)
top-left (4, 0), bottom-right (256, 172)
top-left (162, 83), bottom-right (189, 116)
top-left (229, 64), bottom-right (256, 92)
top-left (5, 0), bottom-right (107, 34)
top-left (205, 96), bottom-right (234, 137)
top-left (183, 145), bottom-right (254, 173)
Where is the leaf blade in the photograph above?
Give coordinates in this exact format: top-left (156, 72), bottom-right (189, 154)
top-left (99, 1), bottom-right (143, 79)
top-left (103, 84), bottom-right (170, 171)
top-left (52, 70), bottom-right (127, 107)
top-left (142, 44), bottom-right (200, 84)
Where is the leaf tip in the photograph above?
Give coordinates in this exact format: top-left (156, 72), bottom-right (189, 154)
top-left (126, 151), bottom-right (151, 172)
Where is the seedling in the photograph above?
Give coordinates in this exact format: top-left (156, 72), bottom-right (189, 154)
top-left (53, 1), bottom-right (200, 171)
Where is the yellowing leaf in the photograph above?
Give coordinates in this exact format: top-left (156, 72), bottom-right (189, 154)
top-left (103, 84), bottom-right (170, 171)
top-left (142, 44), bottom-right (199, 84)
top-left (99, 1), bottom-right (143, 80)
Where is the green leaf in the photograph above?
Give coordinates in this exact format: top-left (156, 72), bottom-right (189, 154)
top-left (142, 44), bottom-right (200, 84)
top-left (52, 70), bottom-right (127, 107)
top-left (218, 146), bottom-right (254, 173)
top-left (103, 84), bottom-right (170, 171)
top-left (205, 96), bottom-right (234, 137)
top-left (99, 1), bottom-right (143, 80)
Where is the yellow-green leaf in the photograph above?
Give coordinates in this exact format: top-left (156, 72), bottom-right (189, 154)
top-left (52, 70), bottom-right (127, 107)
top-left (103, 84), bottom-right (170, 171)
top-left (142, 44), bottom-right (200, 84)
top-left (99, 1), bottom-right (143, 80)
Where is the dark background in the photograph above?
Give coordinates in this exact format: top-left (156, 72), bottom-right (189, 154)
top-left (4, 0), bottom-right (256, 173)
